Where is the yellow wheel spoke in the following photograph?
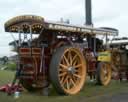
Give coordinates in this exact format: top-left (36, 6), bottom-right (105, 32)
top-left (67, 50), bottom-right (72, 65)
top-left (60, 76), bottom-right (65, 84)
top-left (73, 74), bottom-right (81, 79)
top-left (73, 60), bottom-right (77, 66)
top-left (72, 54), bottom-right (78, 65)
top-left (70, 78), bottom-right (76, 87)
top-left (74, 64), bottom-right (82, 68)
top-left (62, 76), bottom-right (69, 85)
top-left (66, 80), bottom-right (70, 90)
top-left (59, 72), bottom-right (67, 77)
top-left (60, 64), bottom-right (68, 70)
top-left (105, 76), bottom-right (108, 80)
top-left (62, 58), bottom-right (66, 66)
top-left (63, 55), bottom-right (70, 66)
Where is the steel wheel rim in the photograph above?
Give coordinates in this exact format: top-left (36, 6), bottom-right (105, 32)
top-left (100, 63), bottom-right (111, 86)
top-left (58, 48), bottom-right (86, 94)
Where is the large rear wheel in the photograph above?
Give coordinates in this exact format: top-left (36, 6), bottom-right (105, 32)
top-left (97, 62), bottom-right (111, 86)
top-left (50, 46), bottom-right (86, 95)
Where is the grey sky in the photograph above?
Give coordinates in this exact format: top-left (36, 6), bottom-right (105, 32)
top-left (0, 0), bottom-right (127, 56)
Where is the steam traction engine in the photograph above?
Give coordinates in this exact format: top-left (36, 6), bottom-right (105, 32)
top-left (4, 15), bottom-right (118, 95)
top-left (110, 39), bottom-right (128, 81)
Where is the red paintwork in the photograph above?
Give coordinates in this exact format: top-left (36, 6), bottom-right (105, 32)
top-left (19, 47), bottom-right (51, 88)
top-left (0, 84), bottom-right (22, 94)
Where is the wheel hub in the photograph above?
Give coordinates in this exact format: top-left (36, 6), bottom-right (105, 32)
top-left (104, 68), bottom-right (108, 74)
top-left (68, 67), bottom-right (76, 74)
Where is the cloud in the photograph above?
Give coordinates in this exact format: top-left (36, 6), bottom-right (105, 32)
top-left (0, 0), bottom-right (128, 56)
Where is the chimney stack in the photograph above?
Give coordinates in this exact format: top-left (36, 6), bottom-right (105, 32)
top-left (85, 0), bottom-right (93, 26)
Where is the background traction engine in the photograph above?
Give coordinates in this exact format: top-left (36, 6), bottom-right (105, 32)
top-left (110, 40), bottom-right (128, 81)
top-left (4, 15), bottom-right (118, 95)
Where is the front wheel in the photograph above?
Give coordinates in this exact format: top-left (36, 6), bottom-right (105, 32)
top-left (49, 46), bottom-right (87, 95)
top-left (96, 62), bottom-right (111, 86)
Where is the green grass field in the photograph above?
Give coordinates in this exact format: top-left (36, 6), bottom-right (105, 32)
top-left (0, 70), bottom-right (128, 102)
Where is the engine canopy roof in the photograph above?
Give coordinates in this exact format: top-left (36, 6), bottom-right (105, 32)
top-left (4, 15), bottom-right (118, 36)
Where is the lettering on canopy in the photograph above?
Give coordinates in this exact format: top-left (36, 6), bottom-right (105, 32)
top-left (47, 23), bottom-right (118, 36)
top-left (48, 24), bottom-right (92, 33)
